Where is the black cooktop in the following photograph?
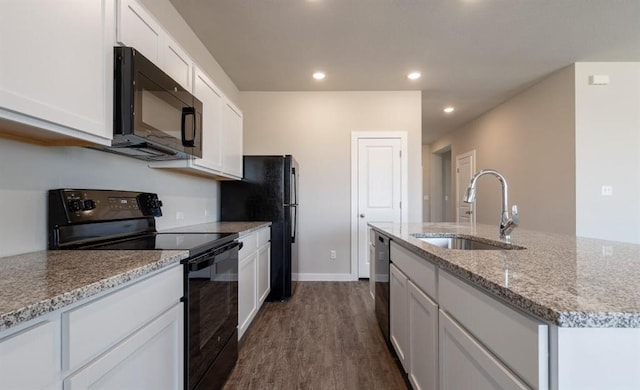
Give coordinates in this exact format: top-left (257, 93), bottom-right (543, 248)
top-left (81, 232), bottom-right (237, 257)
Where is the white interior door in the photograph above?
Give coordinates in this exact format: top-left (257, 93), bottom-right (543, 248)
top-left (456, 151), bottom-right (476, 224)
top-left (357, 138), bottom-right (402, 278)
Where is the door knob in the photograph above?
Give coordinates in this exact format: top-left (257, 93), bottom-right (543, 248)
top-left (360, 214), bottom-right (365, 218)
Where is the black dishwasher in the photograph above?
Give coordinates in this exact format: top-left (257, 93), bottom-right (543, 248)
top-left (374, 231), bottom-right (391, 341)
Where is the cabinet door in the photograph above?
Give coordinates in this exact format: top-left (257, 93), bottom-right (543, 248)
top-left (221, 100), bottom-right (243, 178)
top-left (238, 252), bottom-right (258, 340)
top-left (117, 0), bottom-right (162, 63)
top-left (408, 280), bottom-right (438, 390)
top-left (193, 68), bottom-right (223, 172)
top-left (1, 0), bottom-right (113, 144)
top-left (64, 304), bottom-right (183, 390)
top-left (439, 310), bottom-right (528, 390)
top-left (161, 37), bottom-right (193, 92)
top-left (0, 318), bottom-right (61, 390)
top-left (257, 243), bottom-right (271, 305)
top-left (390, 263), bottom-right (409, 372)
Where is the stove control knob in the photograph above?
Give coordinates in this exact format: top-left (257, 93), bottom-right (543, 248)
top-left (68, 200), bottom-right (83, 212)
top-left (83, 199), bottom-right (97, 211)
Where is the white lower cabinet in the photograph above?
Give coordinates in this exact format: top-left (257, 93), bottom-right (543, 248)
top-left (408, 280), bottom-right (438, 390)
top-left (439, 309), bottom-right (528, 390)
top-left (257, 242), bottom-right (271, 305)
top-left (0, 264), bottom-right (184, 390)
top-left (438, 270), bottom-right (547, 389)
top-left (64, 304), bottom-right (183, 390)
top-left (238, 226), bottom-right (271, 340)
top-left (0, 316), bottom-right (61, 390)
top-left (386, 239), bottom-right (547, 390)
top-left (390, 262), bottom-right (438, 390)
top-left (389, 263), bottom-right (409, 371)
top-left (238, 247), bottom-right (258, 338)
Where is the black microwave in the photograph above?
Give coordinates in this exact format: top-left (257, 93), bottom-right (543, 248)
top-left (97, 46), bottom-right (203, 161)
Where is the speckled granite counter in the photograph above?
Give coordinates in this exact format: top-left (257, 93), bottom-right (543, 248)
top-left (0, 250), bottom-right (187, 332)
top-left (370, 222), bottom-right (640, 328)
top-left (162, 221), bottom-right (271, 235)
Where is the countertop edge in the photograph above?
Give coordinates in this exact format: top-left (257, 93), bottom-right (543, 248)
top-left (161, 221), bottom-right (272, 236)
top-left (370, 224), bottom-right (640, 328)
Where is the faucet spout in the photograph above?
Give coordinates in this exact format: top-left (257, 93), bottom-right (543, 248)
top-left (464, 169), bottom-right (519, 240)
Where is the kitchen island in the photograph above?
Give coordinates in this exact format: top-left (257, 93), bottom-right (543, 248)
top-left (370, 222), bottom-right (640, 390)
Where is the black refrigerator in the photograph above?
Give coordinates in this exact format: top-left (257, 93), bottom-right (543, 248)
top-left (220, 155), bottom-right (299, 301)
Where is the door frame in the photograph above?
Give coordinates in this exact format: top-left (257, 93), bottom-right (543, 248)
top-left (350, 131), bottom-right (408, 281)
top-left (455, 150), bottom-right (476, 224)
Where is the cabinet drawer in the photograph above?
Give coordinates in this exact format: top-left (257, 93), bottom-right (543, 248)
top-left (239, 232), bottom-right (258, 259)
top-left (439, 271), bottom-right (548, 389)
top-left (390, 242), bottom-right (437, 301)
top-left (63, 265), bottom-right (183, 371)
top-left (258, 227), bottom-right (270, 247)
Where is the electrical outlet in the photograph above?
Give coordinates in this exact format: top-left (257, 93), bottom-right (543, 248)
top-left (330, 250), bottom-right (336, 260)
top-left (176, 211), bottom-right (185, 220)
top-left (204, 208), bottom-right (210, 217)
top-left (601, 185), bottom-right (613, 196)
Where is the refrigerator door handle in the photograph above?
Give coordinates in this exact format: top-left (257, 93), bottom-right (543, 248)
top-left (292, 167), bottom-right (298, 206)
top-left (291, 204), bottom-right (297, 243)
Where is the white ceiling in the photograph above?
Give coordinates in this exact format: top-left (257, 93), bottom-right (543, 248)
top-left (169, 0), bottom-right (640, 143)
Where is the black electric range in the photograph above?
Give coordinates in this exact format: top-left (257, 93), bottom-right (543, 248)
top-left (48, 189), bottom-right (239, 390)
top-left (79, 231), bottom-right (236, 256)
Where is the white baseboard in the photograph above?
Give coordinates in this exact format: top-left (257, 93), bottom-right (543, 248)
top-left (293, 273), bottom-right (357, 282)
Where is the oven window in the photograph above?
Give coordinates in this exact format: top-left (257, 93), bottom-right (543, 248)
top-left (188, 254), bottom-right (238, 389)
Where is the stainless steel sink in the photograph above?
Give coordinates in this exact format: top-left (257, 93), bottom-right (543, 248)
top-left (411, 235), bottom-right (523, 250)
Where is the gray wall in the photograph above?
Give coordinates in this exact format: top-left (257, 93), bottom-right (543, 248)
top-left (0, 138), bottom-right (219, 257)
top-left (429, 66), bottom-right (577, 235)
top-left (575, 62), bottom-right (640, 243)
top-left (240, 91), bottom-right (422, 279)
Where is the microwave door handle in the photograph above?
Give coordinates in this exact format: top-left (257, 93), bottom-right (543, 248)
top-left (181, 107), bottom-right (196, 147)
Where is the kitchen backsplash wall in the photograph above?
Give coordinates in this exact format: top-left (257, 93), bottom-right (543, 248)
top-left (0, 137), bottom-right (219, 257)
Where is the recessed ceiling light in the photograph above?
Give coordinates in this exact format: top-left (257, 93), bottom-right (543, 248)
top-left (313, 72), bottom-right (326, 80)
top-left (407, 72), bottom-right (421, 80)
top-left (443, 106), bottom-right (455, 113)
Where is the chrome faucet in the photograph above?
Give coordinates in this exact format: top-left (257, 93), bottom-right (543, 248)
top-left (463, 169), bottom-right (519, 240)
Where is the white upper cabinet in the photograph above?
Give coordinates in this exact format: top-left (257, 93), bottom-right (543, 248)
top-left (120, 0), bottom-right (244, 180)
top-left (193, 68), bottom-right (224, 172)
top-left (0, 0), bottom-right (114, 145)
top-left (221, 99), bottom-right (243, 179)
top-left (116, 0), bottom-right (161, 63)
top-left (149, 65), bottom-right (243, 180)
top-left (116, 0), bottom-right (192, 92)
top-left (161, 36), bottom-right (193, 92)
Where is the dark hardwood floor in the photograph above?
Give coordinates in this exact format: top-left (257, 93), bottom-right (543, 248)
top-left (224, 281), bottom-right (408, 390)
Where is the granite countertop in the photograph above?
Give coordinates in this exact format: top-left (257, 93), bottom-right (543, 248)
top-left (161, 221), bottom-right (271, 236)
top-left (370, 222), bottom-right (640, 328)
top-left (0, 250), bottom-right (187, 333)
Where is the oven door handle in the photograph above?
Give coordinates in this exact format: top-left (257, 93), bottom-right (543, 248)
top-left (188, 241), bottom-right (242, 272)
